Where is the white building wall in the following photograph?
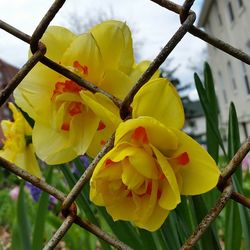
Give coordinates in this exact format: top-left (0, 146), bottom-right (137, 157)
top-left (200, 0), bottom-right (250, 141)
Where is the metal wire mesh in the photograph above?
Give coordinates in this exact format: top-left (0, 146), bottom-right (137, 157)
top-left (0, 0), bottom-right (250, 249)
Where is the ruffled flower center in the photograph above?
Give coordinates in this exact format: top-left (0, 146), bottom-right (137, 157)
top-left (51, 61), bottom-right (89, 131)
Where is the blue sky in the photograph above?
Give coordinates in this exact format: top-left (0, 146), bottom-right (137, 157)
top-left (0, 0), bottom-right (205, 99)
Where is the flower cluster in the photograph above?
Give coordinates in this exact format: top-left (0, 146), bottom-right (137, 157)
top-left (0, 20), bottom-right (220, 232)
top-left (14, 21), bottom-right (158, 165)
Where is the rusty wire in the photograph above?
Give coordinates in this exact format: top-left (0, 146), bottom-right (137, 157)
top-left (1, 0), bottom-right (250, 249)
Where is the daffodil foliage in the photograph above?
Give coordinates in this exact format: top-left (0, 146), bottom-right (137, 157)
top-left (6, 20), bottom-right (220, 232)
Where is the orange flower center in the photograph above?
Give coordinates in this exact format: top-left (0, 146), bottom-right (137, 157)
top-left (131, 127), bottom-right (149, 144)
top-left (174, 152), bottom-right (190, 165)
top-left (52, 80), bottom-right (82, 100)
top-left (73, 60), bottom-right (89, 75)
top-left (50, 61), bottom-right (91, 132)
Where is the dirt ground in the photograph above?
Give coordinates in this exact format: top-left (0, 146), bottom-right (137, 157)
top-left (0, 227), bottom-right (10, 250)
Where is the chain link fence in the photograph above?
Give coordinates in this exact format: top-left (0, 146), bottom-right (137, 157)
top-left (0, 0), bottom-right (250, 249)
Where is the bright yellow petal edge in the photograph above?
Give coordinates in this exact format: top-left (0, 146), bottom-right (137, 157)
top-left (132, 78), bottom-right (185, 129)
top-left (0, 103), bottom-right (42, 178)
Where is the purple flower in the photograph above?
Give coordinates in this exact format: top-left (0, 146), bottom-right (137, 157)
top-left (25, 182), bottom-right (58, 210)
top-left (26, 182), bottom-right (42, 202)
top-left (80, 155), bottom-right (90, 168)
top-left (48, 195), bottom-right (57, 210)
top-left (71, 155), bottom-right (91, 176)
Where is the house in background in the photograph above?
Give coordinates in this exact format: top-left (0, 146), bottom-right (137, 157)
top-left (182, 96), bottom-right (206, 145)
top-left (199, 0), bottom-right (250, 142)
top-left (0, 59), bottom-right (19, 139)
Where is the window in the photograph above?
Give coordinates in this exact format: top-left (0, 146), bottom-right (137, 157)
top-left (206, 20), bottom-right (212, 35)
top-left (246, 40), bottom-right (250, 54)
top-left (241, 62), bottom-right (250, 94)
top-left (215, 1), bottom-right (223, 26)
top-left (218, 71), bottom-right (228, 103)
top-left (238, 0), bottom-right (243, 8)
top-left (228, 2), bottom-right (235, 22)
top-left (227, 61), bottom-right (237, 90)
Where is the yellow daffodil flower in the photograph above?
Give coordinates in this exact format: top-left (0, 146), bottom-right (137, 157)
top-left (90, 78), bottom-right (220, 231)
top-left (14, 20), bottom-right (152, 164)
top-left (0, 103), bottom-right (41, 178)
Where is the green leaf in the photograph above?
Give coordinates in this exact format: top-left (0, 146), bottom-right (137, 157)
top-left (227, 103), bottom-right (242, 184)
top-left (194, 72), bottom-right (226, 156)
top-left (161, 212), bottom-right (182, 250)
top-left (203, 62), bottom-right (219, 163)
top-left (154, 229), bottom-right (169, 250)
top-left (60, 166), bottom-right (99, 225)
top-left (175, 196), bottom-right (195, 243)
top-left (32, 168), bottom-right (53, 250)
top-left (11, 218), bottom-right (22, 250)
top-left (97, 207), bottom-right (143, 249)
top-left (225, 102), bottom-right (250, 250)
top-left (60, 166), bottom-right (111, 250)
top-left (190, 196), bottom-right (221, 250)
top-left (138, 228), bottom-right (158, 250)
top-left (47, 213), bottom-right (94, 250)
top-left (234, 178), bottom-right (250, 250)
top-left (225, 200), bottom-right (242, 250)
top-left (16, 182), bottom-right (32, 250)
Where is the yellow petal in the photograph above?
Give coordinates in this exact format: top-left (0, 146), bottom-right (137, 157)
top-left (126, 147), bottom-right (159, 179)
top-left (18, 144), bottom-right (42, 178)
top-left (14, 63), bottom-right (58, 121)
top-left (106, 196), bottom-right (137, 221)
top-left (95, 142), bottom-right (155, 179)
top-left (69, 108), bottom-right (100, 155)
top-left (132, 78), bottom-right (184, 129)
top-left (87, 125), bottom-right (114, 158)
top-left (151, 145), bottom-right (181, 210)
top-left (115, 117), bottom-right (178, 154)
top-left (32, 122), bottom-right (77, 164)
top-left (32, 105), bottom-right (99, 165)
top-left (90, 20), bottom-right (134, 74)
top-left (80, 91), bottom-right (121, 157)
top-left (134, 203), bottom-right (169, 232)
top-left (16, 26), bottom-right (75, 121)
top-left (121, 158), bottom-right (145, 190)
top-left (91, 147), bottom-right (117, 179)
top-left (129, 60), bottom-right (160, 85)
top-left (93, 161), bottom-right (123, 181)
top-left (104, 143), bottom-right (158, 179)
top-left (99, 69), bottom-right (133, 99)
top-left (37, 26), bottom-right (76, 62)
top-left (8, 103), bottom-right (21, 122)
top-left (91, 179), bottom-right (124, 206)
top-left (80, 91), bottom-right (121, 129)
top-left (0, 149), bottom-right (15, 163)
top-left (90, 150), bottom-right (123, 206)
top-left (133, 180), bottom-right (159, 226)
top-left (170, 129), bottom-right (220, 195)
top-left (61, 33), bottom-right (104, 84)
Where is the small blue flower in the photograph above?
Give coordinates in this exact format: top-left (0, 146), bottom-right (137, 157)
top-left (80, 155), bottom-right (90, 169)
top-left (25, 182), bottom-right (42, 202)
